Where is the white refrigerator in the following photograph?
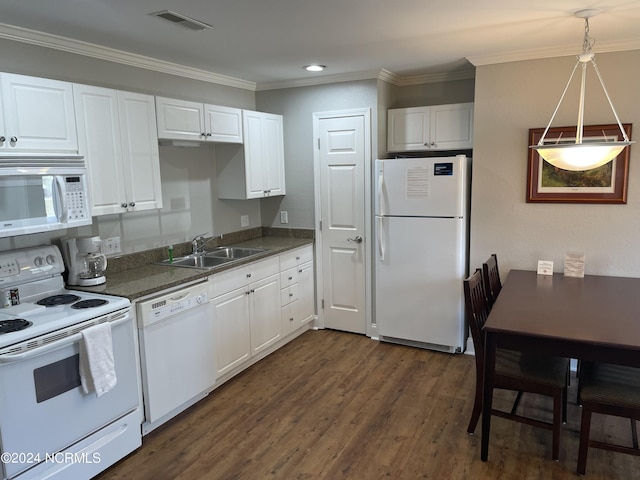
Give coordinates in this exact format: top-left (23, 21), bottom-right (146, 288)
top-left (375, 155), bottom-right (469, 353)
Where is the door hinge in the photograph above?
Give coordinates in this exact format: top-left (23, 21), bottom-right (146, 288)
top-left (321, 299), bottom-right (324, 309)
top-left (319, 220), bottom-right (322, 231)
top-left (317, 138), bottom-right (320, 150)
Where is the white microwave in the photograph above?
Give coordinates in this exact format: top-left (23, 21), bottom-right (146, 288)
top-left (0, 159), bottom-right (92, 238)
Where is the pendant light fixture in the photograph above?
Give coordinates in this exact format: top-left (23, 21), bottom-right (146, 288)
top-left (530, 10), bottom-right (633, 171)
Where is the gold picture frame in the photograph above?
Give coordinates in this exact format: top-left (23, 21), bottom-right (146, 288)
top-left (526, 124), bottom-right (632, 204)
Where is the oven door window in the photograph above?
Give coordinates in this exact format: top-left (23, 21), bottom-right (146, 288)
top-left (33, 354), bottom-right (81, 403)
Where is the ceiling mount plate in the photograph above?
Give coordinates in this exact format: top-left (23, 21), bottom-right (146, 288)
top-left (575, 9), bottom-right (601, 19)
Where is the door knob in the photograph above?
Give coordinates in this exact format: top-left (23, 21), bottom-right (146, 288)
top-left (347, 236), bottom-right (363, 243)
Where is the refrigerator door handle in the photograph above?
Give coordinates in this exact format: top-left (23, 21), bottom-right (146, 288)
top-left (377, 217), bottom-right (385, 261)
top-left (377, 172), bottom-right (385, 216)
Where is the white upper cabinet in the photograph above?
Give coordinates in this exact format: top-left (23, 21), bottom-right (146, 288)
top-left (217, 110), bottom-right (285, 199)
top-left (0, 73), bottom-right (78, 154)
top-left (74, 84), bottom-right (162, 215)
top-left (155, 96), bottom-right (242, 144)
top-left (387, 102), bottom-right (474, 152)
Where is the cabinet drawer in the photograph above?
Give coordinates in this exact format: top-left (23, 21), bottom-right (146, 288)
top-left (280, 283), bottom-right (299, 306)
top-left (279, 267), bottom-right (298, 288)
top-left (279, 245), bottom-right (313, 271)
top-left (209, 256), bottom-right (279, 298)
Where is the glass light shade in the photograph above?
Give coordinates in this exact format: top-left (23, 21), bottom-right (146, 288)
top-left (531, 142), bottom-right (630, 171)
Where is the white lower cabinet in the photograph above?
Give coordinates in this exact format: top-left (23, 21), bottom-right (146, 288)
top-left (280, 245), bottom-right (315, 335)
top-left (209, 245), bottom-right (315, 381)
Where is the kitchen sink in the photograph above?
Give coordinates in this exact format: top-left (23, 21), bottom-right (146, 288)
top-left (206, 246), bottom-right (266, 259)
top-left (157, 247), bottom-right (267, 269)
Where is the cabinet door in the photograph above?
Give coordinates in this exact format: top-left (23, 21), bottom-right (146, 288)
top-left (296, 261), bottom-right (315, 327)
top-left (118, 91), bottom-right (163, 212)
top-left (1, 73), bottom-right (78, 153)
top-left (73, 84), bottom-right (128, 216)
top-left (262, 112), bottom-right (285, 196)
top-left (242, 110), bottom-right (267, 199)
top-left (205, 104), bottom-right (243, 143)
top-left (387, 106), bottom-right (430, 152)
top-left (212, 286), bottom-right (251, 377)
top-left (430, 103), bottom-right (474, 150)
top-left (249, 273), bottom-right (281, 355)
top-left (155, 97), bottom-right (205, 141)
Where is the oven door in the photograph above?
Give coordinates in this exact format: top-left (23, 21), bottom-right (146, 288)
top-left (0, 312), bottom-right (139, 479)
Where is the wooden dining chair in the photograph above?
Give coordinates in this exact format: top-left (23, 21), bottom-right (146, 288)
top-left (482, 253), bottom-right (502, 310)
top-left (464, 269), bottom-right (570, 460)
top-left (576, 362), bottom-right (640, 475)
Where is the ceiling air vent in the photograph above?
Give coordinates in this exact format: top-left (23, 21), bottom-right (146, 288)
top-left (150, 10), bottom-right (213, 31)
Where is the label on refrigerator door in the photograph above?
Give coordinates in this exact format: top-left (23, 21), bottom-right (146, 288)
top-left (434, 162), bottom-right (453, 176)
top-left (406, 167), bottom-right (430, 199)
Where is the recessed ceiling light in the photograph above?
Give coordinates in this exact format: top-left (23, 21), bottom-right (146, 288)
top-left (304, 65), bottom-right (326, 72)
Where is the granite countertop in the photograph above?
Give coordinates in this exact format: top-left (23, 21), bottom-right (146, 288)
top-left (77, 229), bottom-right (313, 301)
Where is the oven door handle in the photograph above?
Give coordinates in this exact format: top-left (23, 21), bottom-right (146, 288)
top-left (0, 315), bottom-right (131, 364)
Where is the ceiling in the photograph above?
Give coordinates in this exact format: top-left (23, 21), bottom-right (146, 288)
top-left (1, 1), bottom-right (640, 90)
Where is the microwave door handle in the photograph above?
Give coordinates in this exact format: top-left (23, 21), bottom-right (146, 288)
top-left (52, 175), bottom-right (68, 223)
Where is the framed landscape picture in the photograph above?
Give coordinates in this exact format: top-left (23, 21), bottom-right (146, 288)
top-left (526, 123), bottom-right (632, 204)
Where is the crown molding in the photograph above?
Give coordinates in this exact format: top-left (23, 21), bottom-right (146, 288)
top-left (467, 39), bottom-right (640, 66)
top-left (0, 22), bottom-right (478, 92)
top-left (0, 22), bottom-right (257, 91)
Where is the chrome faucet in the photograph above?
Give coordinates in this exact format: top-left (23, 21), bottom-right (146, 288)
top-left (191, 233), bottom-right (223, 254)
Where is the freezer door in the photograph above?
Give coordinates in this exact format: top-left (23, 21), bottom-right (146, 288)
top-left (376, 156), bottom-right (467, 217)
top-left (375, 216), bottom-right (465, 350)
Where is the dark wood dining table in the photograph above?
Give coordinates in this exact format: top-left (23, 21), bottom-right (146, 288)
top-left (481, 269), bottom-right (640, 461)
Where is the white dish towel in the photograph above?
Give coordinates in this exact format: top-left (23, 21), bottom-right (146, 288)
top-left (79, 322), bottom-right (117, 397)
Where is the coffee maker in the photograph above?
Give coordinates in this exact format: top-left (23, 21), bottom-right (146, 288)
top-left (61, 236), bottom-right (108, 286)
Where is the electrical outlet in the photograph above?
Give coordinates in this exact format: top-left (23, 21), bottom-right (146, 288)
top-left (102, 236), bottom-right (121, 255)
top-left (280, 211), bottom-right (289, 224)
top-left (240, 215), bottom-right (249, 228)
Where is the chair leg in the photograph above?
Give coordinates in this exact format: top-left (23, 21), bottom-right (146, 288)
top-left (577, 403), bottom-right (593, 475)
top-left (562, 370), bottom-right (568, 424)
top-left (632, 419), bottom-right (638, 449)
top-left (510, 390), bottom-right (524, 415)
top-left (552, 390), bottom-right (562, 461)
top-left (467, 379), bottom-right (483, 434)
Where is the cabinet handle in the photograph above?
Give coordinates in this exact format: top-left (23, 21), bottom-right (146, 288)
top-left (0, 136), bottom-right (5, 143)
top-left (10, 136), bottom-right (17, 143)
top-left (246, 291), bottom-right (250, 295)
top-left (289, 293), bottom-right (293, 297)
top-left (206, 133), bottom-right (212, 137)
top-left (289, 317), bottom-right (294, 322)
top-left (288, 276), bottom-right (293, 280)
top-left (201, 132), bottom-right (207, 137)
top-left (121, 203), bottom-right (128, 208)
top-left (250, 289), bottom-right (255, 293)
top-left (129, 202), bottom-right (136, 207)
top-left (246, 273), bottom-right (252, 278)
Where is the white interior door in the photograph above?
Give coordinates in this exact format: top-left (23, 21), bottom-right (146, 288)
top-left (315, 111), bottom-right (369, 334)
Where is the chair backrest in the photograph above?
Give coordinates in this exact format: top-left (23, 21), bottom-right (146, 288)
top-left (464, 269), bottom-right (490, 358)
top-left (482, 253), bottom-right (502, 310)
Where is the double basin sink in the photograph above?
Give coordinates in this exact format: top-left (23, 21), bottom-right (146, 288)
top-left (158, 246), bottom-right (267, 269)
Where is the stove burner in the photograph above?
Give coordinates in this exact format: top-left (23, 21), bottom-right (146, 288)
top-left (0, 318), bottom-right (32, 334)
top-left (37, 294), bottom-right (81, 307)
top-left (71, 299), bottom-right (108, 309)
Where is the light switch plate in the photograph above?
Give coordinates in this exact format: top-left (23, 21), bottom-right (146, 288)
top-left (102, 237), bottom-right (121, 255)
top-left (240, 215), bottom-right (249, 227)
top-left (280, 211), bottom-right (288, 224)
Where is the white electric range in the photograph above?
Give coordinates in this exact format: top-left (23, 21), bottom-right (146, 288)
top-left (0, 245), bottom-right (141, 480)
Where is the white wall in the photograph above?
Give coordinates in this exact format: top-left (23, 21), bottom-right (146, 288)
top-left (470, 50), bottom-right (640, 277)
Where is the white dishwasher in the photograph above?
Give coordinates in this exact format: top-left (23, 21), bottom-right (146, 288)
top-left (137, 280), bottom-right (215, 435)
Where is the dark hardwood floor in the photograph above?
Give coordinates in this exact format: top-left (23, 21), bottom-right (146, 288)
top-left (96, 330), bottom-right (639, 479)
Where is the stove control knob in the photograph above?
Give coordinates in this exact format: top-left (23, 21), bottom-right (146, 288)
top-left (46, 255), bottom-right (57, 265)
top-left (34, 256), bottom-right (44, 267)
top-left (195, 294), bottom-right (206, 304)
